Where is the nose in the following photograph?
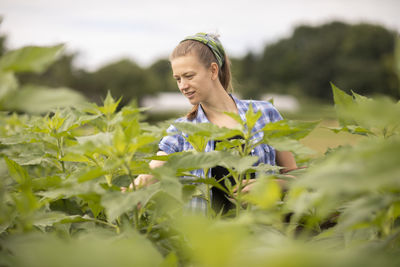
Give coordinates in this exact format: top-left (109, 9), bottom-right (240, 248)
top-left (178, 79), bottom-right (189, 92)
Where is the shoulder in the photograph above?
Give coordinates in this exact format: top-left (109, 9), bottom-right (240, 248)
top-left (165, 116), bottom-right (191, 132)
top-left (175, 116), bottom-right (190, 123)
top-left (237, 98), bottom-right (278, 113)
top-left (238, 98), bottom-right (283, 122)
top-left (240, 99), bottom-right (276, 110)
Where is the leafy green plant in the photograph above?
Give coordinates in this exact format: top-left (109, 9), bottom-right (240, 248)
top-left (0, 44), bottom-right (86, 113)
top-left (1, 44), bottom-right (400, 267)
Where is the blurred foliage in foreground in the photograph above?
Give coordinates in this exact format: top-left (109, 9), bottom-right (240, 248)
top-left (1, 46), bottom-right (400, 265)
top-left (0, 43), bottom-right (86, 113)
top-left (1, 21), bottom-right (398, 107)
top-left (0, 29), bottom-right (400, 267)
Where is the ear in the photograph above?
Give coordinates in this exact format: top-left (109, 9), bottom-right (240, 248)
top-left (210, 62), bottom-right (219, 80)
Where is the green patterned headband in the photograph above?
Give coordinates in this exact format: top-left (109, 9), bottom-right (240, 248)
top-left (181, 32), bottom-right (226, 68)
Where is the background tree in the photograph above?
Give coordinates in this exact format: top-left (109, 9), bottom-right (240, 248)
top-left (74, 59), bottom-right (156, 106)
top-left (231, 52), bottom-right (259, 99)
top-left (17, 53), bottom-right (78, 89)
top-left (147, 59), bottom-right (176, 93)
top-left (4, 20), bottom-right (398, 106)
top-left (238, 21), bottom-right (399, 101)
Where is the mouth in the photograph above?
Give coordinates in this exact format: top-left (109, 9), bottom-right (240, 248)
top-left (185, 91), bottom-right (195, 98)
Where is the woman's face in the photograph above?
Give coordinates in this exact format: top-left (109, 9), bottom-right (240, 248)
top-left (171, 54), bottom-right (214, 105)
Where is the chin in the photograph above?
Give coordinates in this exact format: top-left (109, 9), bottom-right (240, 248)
top-left (188, 98), bottom-right (200, 106)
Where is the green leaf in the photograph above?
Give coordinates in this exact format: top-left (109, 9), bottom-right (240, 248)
top-left (38, 179), bottom-right (104, 200)
top-left (173, 215), bottom-right (248, 267)
top-left (293, 137), bottom-right (400, 200)
top-left (113, 125), bottom-right (127, 155)
top-left (31, 176), bottom-right (62, 191)
top-left (76, 132), bottom-right (112, 146)
top-left (245, 103), bottom-right (262, 132)
top-left (57, 108), bottom-right (101, 132)
top-left (337, 194), bottom-right (395, 231)
top-left (4, 85), bottom-right (86, 114)
top-left (164, 151), bottom-right (224, 173)
top-left (160, 252), bottom-right (178, 267)
top-left (102, 188), bottom-right (158, 222)
top-left (224, 111), bottom-right (244, 126)
top-left (263, 120), bottom-right (319, 141)
top-left (351, 90), bottom-right (370, 103)
top-left (186, 135), bottom-right (208, 152)
top-left (194, 178), bottom-right (229, 194)
top-left (215, 138), bottom-right (245, 151)
top-left (158, 176), bottom-right (183, 200)
top-left (249, 163), bottom-right (281, 174)
top-left (331, 83), bottom-right (356, 126)
top-left (331, 84), bottom-right (400, 138)
top-left (128, 134), bottom-right (157, 154)
top-left (219, 154), bottom-right (259, 174)
top-left (77, 167), bottom-right (107, 183)
top-left (32, 212), bottom-right (93, 227)
top-left (61, 153), bottom-right (91, 163)
top-left (243, 176), bottom-right (281, 209)
top-left (98, 91), bottom-right (121, 116)
top-left (173, 122), bottom-right (243, 140)
top-left (0, 44), bottom-right (64, 73)
top-left (0, 72), bottom-right (18, 105)
top-left (80, 193), bottom-right (103, 218)
top-left (328, 125), bottom-right (372, 136)
top-left (123, 118), bottom-right (140, 140)
top-left (4, 156), bottom-right (29, 185)
top-left (182, 184), bottom-right (201, 202)
top-left (268, 138), bottom-right (316, 155)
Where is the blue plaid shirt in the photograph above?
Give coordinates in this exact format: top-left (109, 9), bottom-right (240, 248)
top-left (159, 95), bottom-right (283, 212)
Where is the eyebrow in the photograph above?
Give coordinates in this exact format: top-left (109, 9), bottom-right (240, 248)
top-left (173, 71), bottom-right (195, 78)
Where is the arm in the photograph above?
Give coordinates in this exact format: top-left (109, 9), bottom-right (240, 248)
top-left (275, 150), bottom-right (298, 191)
top-left (234, 150), bottom-right (298, 194)
top-left (276, 150), bottom-right (297, 174)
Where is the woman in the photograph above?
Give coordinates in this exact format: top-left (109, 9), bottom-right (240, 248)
top-left (132, 32), bottom-right (297, 212)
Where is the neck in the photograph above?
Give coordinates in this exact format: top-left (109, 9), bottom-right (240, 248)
top-left (201, 90), bottom-right (237, 115)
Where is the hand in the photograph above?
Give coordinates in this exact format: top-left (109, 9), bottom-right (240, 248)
top-left (134, 174), bottom-right (156, 188)
top-left (120, 174), bottom-right (156, 193)
top-left (233, 179), bottom-right (256, 195)
top-left (121, 151), bottom-right (167, 193)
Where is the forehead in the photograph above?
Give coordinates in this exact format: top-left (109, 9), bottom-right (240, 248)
top-left (171, 54), bottom-right (206, 75)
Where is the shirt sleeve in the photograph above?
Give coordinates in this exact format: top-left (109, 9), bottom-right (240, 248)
top-left (158, 124), bottom-right (185, 154)
top-left (268, 104), bottom-right (283, 122)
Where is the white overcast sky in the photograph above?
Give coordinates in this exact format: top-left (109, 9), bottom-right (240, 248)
top-left (1, 0), bottom-right (399, 70)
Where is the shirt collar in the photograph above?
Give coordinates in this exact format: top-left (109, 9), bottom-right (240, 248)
top-left (230, 94), bottom-right (247, 123)
top-left (195, 104), bottom-right (210, 123)
top-left (195, 94), bottom-right (247, 123)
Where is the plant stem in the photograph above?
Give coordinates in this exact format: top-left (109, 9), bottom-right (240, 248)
top-left (203, 168), bottom-right (212, 218)
top-left (134, 206), bottom-right (140, 230)
top-left (124, 162), bottom-right (136, 191)
top-left (92, 217), bottom-right (120, 233)
top-left (56, 136), bottom-right (66, 173)
top-left (233, 172), bottom-right (242, 217)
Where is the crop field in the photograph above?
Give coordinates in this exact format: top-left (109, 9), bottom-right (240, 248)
top-left (0, 45), bottom-right (400, 267)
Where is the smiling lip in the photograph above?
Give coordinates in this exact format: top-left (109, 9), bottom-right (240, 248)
top-left (185, 91), bottom-right (195, 98)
